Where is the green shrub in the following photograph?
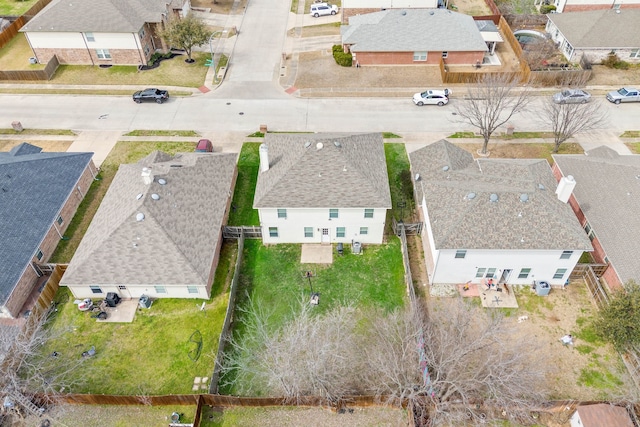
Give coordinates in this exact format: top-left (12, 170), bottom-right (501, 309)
top-left (540, 4), bottom-right (556, 13)
top-left (332, 44), bottom-right (353, 67)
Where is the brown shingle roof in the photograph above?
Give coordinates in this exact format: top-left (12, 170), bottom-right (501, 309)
top-left (575, 404), bottom-right (634, 427)
top-left (410, 140), bottom-right (591, 250)
top-left (61, 151), bottom-right (237, 288)
top-left (253, 133), bottom-right (392, 209)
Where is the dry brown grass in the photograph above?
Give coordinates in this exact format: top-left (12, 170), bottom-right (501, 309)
top-left (588, 65), bottom-right (640, 87)
top-left (0, 140), bottom-right (72, 152)
top-left (454, 142), bottom-right (583, 164)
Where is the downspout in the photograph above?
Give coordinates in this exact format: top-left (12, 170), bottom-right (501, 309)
top-left (24, 33), bottom-right (39, 63)
top-left (81, 33), bottom-right (95, 65)
top-left (133, 31), bottom-right (145, 66)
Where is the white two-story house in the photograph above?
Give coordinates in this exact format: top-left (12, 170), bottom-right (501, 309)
top-left (409, 140), bottom-right (592, 287)
top-left (253, 133), bottom-right (392, 245)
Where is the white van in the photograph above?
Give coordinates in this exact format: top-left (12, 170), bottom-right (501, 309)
top-left (310, 3), bottom-right (339, 17)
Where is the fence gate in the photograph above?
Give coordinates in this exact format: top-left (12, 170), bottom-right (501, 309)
top-left (391, 218), bottom-right (422, 236)
top-left (222, 226), bottom-right (262, 239)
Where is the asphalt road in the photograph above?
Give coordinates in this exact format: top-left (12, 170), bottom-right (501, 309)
top-left (0, 94), bottom-right (638, 134)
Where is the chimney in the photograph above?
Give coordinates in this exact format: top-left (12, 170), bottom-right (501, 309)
top-left (556, 175), bottom-right (576, 203)
top-left (141, 167), bottom-right (153, 185)
top-left (259, 144), bottom-right (269, 172)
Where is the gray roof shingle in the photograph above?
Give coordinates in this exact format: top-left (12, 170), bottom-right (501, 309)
top-left (20, 0), bottom-right (170, 33)
top-left (342, 9), bottom-right (488, 53)
top-left (553, 147), bottom-right (640, 285)
top-left (61, 151), bottom-right (237, 288)
top-left (0, 143), bottom-right (93, 305)
top-left (253, 133), bottom-right (392, 209)
top-left (547, 9), bottom-right (640, 49)
top-left (410, 140), bottom-right (591, 250)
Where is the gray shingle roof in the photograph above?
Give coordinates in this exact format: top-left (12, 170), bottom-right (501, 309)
top-left (0, 143), bottom-right (93, 305)
top-left (410, 140), bottom-right (591, 250)
top-left (61, 151), bottom-right (237, 288)
top-left (547, 9), bottom-right (640, 49)
top-left (253, 133), bottom-right (392, 209)
top-left (20, 0), bottom-right (170, 33)
top-left (342, 9), bottom-right (488, 53)
top-left (553, 147), bottom-right (640, 285)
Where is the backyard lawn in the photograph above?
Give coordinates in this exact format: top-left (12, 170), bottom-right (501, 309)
top-left (0, 0), bottom-right (39, 17)
top-left (38, 288), bottom-right (227, 395)
top-left (0, 33), bottom-right (45, 70)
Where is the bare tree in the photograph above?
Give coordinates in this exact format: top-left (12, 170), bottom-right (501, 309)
top-left (360, 299), bottom-right (548, 426)
top-left (538, 99), bottom-right (608, 153)
top-left (453, 74), bottom-right (531, 156)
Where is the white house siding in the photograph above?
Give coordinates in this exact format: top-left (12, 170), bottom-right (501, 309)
top-left (430, 248), bottom-right (583, 287)
top-left (66, 283), bottom-right (208, 300)
top-left (344, 0), bottom-right (437, 8)
top-left (259, 207), bottom-right (386, 244)
top-left (25, 32), bottom-right (139, 49)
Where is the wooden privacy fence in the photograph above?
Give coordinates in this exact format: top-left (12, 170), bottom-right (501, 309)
top-left (209, 232), bottom-right (244, 394)
top-left (0, 55), bottom-right (59, 81)
top-left (0, 16), bottom-right (25, 49)
top-left (222, 226), bottom-right (261, 239)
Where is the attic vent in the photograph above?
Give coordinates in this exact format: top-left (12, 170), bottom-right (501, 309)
top-left (304, 141), bottom-right (311, 149)
top-left (402, 10), bottom-right (407, 15)
top-left (429, 10), bottom-right (434, 14)
top-left (170, 164), bottom-right (183, 168)
top-left (136, 193), bottom-right (143, 200)
top-left (520, 193), bottom-right (529, 202)
top-left (151, 193), bottom-right (160, 200)
top-left (158, 178), bottom-right (167, 185)
top-left (136, 212), bottom-right (145, 222)
top-left (442, 165), bottom-right (450, 171)
top-left (333, 141), bottom-right (342, 148)
top-left (415, 173), bottom-right (421, 181)
top-left (316, 142), bottom-right (324, 150)
top-left (489, 193), bottom-right (499, 203)
top-left (636, 175), bottom-right (640, 180)
top-left (538, 183), bottom-right (545, 190)
top-left (467, 192), bottom-right (476, 200)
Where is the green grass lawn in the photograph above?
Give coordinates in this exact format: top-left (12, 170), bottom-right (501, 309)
top-left (123, 130), bottom-right (200, 137)
top-left (39, 288), bottom-right (228, 395)
top-left (50, 141), bottom-right (198, 263)
top-left (385, 143), bottom-right (416, 223)
top-left (0, 0), bottom-right (39, 17)
top-left (227, 143), bottom-right (260, 226)
top-left (0, 33), bottom-right (45, 70)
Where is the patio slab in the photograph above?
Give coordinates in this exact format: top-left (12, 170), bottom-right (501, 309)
top-left (300, 244), bottom-right (333, 264)
top-left (96, 299), bottom-right (138, 323)
top-left (480, 288), bottom-right (519, 309)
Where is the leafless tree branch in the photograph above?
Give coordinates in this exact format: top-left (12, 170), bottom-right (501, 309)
top-left (538, 99), bottom-right (609, 152)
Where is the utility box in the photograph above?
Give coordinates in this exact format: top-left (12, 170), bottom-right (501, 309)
top-left (352, 241), bottom-right (362, 255)
top-left (11, 121), bottom-right (23, 132)
top-left (337, 242), bottom-right (344, 256)
top-left (139, 295), bottom-right (152, 309)
top-left (535, 281), bottom-right (551, 296)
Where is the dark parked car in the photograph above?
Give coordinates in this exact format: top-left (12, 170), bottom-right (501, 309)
top-left (195, 139), bottom-right (213, 152)
top-left (133, 88), bottom-right (169, 104)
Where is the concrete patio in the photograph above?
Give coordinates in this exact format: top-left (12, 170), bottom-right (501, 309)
top-left (300, 244), bottom-right (333, 264)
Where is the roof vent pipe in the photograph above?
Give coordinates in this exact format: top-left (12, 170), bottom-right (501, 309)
top-left (259, 144), bottom-right (269, 172)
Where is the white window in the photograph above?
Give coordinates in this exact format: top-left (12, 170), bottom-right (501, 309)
top-left (155, 285), bottom-right (167, 294)
top-left (96, 49), bottom-right (111, 59)
top-left (57, 216), bottom-right (63, 225)
top-left (553, 268), bottom-right (568, 279)
top-left (518, 268), bottom-right (531, 279)
top-left (413, 51), bottom-right (427, 61)
top-left (139, 27), bottom-right (146, 38)
top-left (85, 32), bottom-right (95, 42)
top-left (630, 49), bottom-right (640, 59)
top-left (277, 208), bottom-right (287, 219)
top-left (359, 227), bottom-right (368, 235)
top-left (269, 227), bottom-right (278, 237)
top-left (560, 251), bottom-right (573, 260)
top-left (36, 249), bottom-right (43, 261)
top-left (329, 209), bottom-right (339, 219)
top-left (187, 286), bottom-right (198, 294)
top-left (364, 208), bottom-right (374, 218)
top-left (475, 268), bottom-right (486, 278)
top-left (486, 268), bottom-right (496, 278)
top-left (336, 227), bottom-right (346, 238)
top-left (304, 227), bottom-right (314, 238)
top-left (455, 250), bottom-right (466, 259)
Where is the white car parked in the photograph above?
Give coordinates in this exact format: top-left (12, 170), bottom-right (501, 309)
top-left (413, 89), bottom-right (451, 106)
top-left (310, 3), bottom-right (339, 17)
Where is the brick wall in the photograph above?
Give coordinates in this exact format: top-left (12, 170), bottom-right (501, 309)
top-left (564, 2), bottom-right (640, 11)
top-left (33, 47), bottom-right (146, 65)
top-left (2, 161), bottom-right (96, 318)
top-left (354, 50), bottom-right (484, 66)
